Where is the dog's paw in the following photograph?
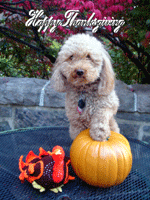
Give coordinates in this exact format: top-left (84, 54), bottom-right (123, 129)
top-left (90, 126), bottom-right (110, 141)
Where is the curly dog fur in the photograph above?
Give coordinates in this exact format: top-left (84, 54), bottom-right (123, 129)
top-left (52, 33), bottom-right (120, 141)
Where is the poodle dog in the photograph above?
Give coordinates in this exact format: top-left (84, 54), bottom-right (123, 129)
top-left (52, 33), bottom-right (120, 141)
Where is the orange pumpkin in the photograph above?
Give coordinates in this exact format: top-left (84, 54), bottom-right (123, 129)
top-left (70, 129), bottom-right (132, 188)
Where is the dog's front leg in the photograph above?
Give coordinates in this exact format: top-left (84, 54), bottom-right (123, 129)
top-left (90, 109), bottom-right (112, 141)
top-left (69, 122), bottom-right (86, 140)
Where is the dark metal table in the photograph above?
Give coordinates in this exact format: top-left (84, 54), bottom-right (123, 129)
top-left (0, 127), bottom-right (150, 200)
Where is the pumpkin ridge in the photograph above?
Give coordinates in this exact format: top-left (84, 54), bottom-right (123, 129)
top-left (108, 131), bottom-right (122, 185)
top-left (96, 142), bottom-right (100, 186)
top-left (121, 143), bottom-right (132, 177)
top-left (97, 142), bottom-right (106, 186)
top-left (111, 132), bottom-right (130, 147)
top-left (106, 145), bottom-right (118, 186)
top-left (76, 141), bottom-right (92, 180)
top-left (120, 144), bottom-right (128, 180)
top-left (112, 142), bottom-right (125, 185)
top-left (114, 140), bottom-right (132, 184)
top-left (90, 141), bottom-right (100, 186)
top-left (84, 141), bottom-right (94, 183)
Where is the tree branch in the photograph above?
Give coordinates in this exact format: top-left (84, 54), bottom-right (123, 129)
top-left (0, 27), bottom-right (56, 63)
top-left (0, 0), bottom-right (29, 5)
top-left (1, 26), bottom-right (32, 40)
top-left (126, 40), bottom-right (150, 59)
top-left (22, 6), bottom-right (56, 63)
top-left (97, 28), bottom-right (150, 83)
top-left (0, 5), bottom-right (26, 16)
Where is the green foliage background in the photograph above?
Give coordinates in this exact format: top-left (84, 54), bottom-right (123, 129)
top-left (0, 37), bottom-right (61, 78)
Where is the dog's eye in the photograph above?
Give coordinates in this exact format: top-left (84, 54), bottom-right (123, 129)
top-left (69, 55), bottom-right (73, 60)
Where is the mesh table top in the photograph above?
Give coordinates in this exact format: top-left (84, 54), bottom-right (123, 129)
top-left (0, 127), bottom-right (150, 200)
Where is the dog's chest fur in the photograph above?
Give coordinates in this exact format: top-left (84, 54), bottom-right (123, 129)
top-left (65, 91), bottom-right (94, 126)
top-left (65, 89), bottom-right (111, 127)
top-left (65, 83), bottom-right (119, 127)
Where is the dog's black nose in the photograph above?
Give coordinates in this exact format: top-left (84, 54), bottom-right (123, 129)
top-left (76, 70), bottom-right (84, 76)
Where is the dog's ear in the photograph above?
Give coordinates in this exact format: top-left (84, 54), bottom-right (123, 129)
top-left (51, 61), bottom-right (67, 92)
top-left (98, 53), bottom-right (115, 95)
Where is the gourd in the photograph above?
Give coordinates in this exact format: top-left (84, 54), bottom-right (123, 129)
top-left (70, 129), bottom-right (132, 187)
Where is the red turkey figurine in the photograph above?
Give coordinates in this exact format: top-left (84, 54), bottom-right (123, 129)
top-left (19, 146), bottom-right (75, 193)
